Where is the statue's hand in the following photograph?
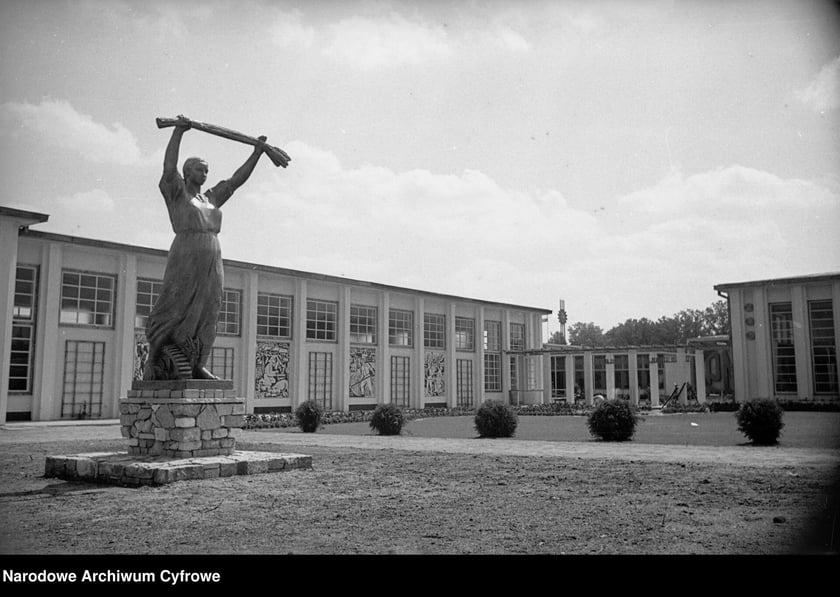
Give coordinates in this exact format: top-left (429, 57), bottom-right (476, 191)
top-left (256, 135), bottom-right (267, 152)
top-left (175, 114), bottom-right (192, 130)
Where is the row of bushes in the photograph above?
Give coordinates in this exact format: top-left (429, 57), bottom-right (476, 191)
top-left (247, 397), bottom-right (785, 445)
top-left (245, 399), bottom-right (796, 445)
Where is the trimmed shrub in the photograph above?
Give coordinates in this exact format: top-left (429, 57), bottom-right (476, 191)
top-left (369, 403), bottom-right (406, 436)
top-left (295, 400), bottom-right (323, 433)
top-left (474, 399), bottom-right (518, 438)
top-left (735, 398), bottom-right (784, 445)
top-left (587, 398), bottom-right (638, 441)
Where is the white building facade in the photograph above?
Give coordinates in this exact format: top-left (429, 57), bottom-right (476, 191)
top-left (0, 207), bottom-right (551, 423)
top-left (715, 273), bottom-right (840, 403)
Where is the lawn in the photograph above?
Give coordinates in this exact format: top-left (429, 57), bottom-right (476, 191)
top-left (310, 411), bottom-right (840, 450)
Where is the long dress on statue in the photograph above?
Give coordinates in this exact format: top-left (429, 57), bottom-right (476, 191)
top-left (143, 172), bottom-right (233, 380)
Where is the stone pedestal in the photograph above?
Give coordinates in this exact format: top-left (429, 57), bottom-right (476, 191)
top-left (119, 380), bottom-right (245, 458)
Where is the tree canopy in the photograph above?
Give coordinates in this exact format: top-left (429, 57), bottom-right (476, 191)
top-left (565, 299), bottom-right (729, 347)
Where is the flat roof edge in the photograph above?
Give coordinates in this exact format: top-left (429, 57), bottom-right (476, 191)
top-left (20, 229), bottom-right (552, 314)
top-left (715, 271), bottom-right (840, 291)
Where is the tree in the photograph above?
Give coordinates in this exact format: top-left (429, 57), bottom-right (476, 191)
top-left (603, 317), bottom-right (657, 346)
top-left (569, 300), bottom-right (730, 347)
top-left (547, 330), bottom-right (566, 345)
top-left (567, 322), bottom-right (606, 346)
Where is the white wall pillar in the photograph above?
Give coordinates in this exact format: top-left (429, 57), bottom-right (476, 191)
top-left (243, 271), bottom-right (259, 411)
top-left (292, 278), bottom-right (307, 410)
top-left (447, 302), bottom-right (457, 408)
top-left (648, 353), bottom-right (660, 407)
top-left (379, 291), bottom-right (390, 405)
top-left (338, 286), bottom-right (351, 412)
top-left (115, 253), bottom-right (138, 414)
top-left (752, 286), bottom-right (771, 398)
top-left (728, 290), bottom-right (748, 402)
top-left (583, 351), bottom-right (594, 406)
top-left (0, 219), bottom-right (21, 425)
top-left (565, 354), bottom-right (575, 402)
top-left (414, 296), bottom-right (424, 409)
top-left (694, 350), bottom-right (707, 403)
top-left (790, 284), bottom-right (811, 400)
top-left (628, 349), bottom-right (639, 406)
top-left (477, 307), bottom-right (485, 406)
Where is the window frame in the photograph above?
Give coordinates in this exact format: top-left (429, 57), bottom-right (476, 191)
top-left (424, 313), bottom-right (446, 349)
top-left (350, 304), bottom-right (378, 345)
top-left (256, 292), bottom-right (293, 339)
top-left (59, 270), bottom-right (116, 328)
top-left (455, 317), bottom-right (475, 351)
top-left (306, 299), bottom-right (338, 342)
top-left (389, 309), bottom-right (414, 347)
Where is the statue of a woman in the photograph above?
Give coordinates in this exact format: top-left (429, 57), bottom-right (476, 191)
top-left (144, 115), bottom-right (267, 380)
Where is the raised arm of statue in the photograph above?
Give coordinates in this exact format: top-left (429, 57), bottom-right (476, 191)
top-left (161, 116), bottom-right (191, 180)
top-left (213, 136), bottom-right (266, 208)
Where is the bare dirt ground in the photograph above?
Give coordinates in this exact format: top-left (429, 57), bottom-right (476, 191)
top-left (1, 421), bottom-right (838, 556)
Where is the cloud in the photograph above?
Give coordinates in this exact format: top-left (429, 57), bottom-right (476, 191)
top-left (0, 99), bottom-right (147, 165)
top-left (322, 13), bottom-right (451, 70)
top-left (270, 9), bottom-right (315, 49)
top-left (58, 189), bottom-right (116, 213)
top-left (223, 143), bottom-right (838, 326)
top-left (795, 55), bottom-right (840, 112)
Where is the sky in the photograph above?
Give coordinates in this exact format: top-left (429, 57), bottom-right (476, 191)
top-left (1, 0), bottom-right (839, 338)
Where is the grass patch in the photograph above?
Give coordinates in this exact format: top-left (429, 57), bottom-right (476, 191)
top-left (264, 411), bottom-right (840, 450)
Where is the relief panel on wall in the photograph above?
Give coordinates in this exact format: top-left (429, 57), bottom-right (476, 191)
top-left (256, 342), bottom-right (290, 399)
top-left (349, 347), bottom-right (376, 398)
top-left (425, 351), bottom-right (446, 397)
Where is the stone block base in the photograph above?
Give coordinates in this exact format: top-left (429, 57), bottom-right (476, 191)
top-left (44, 451), bottom-right (312, 486)
top-left (120, 380), bottom-right (244, 458)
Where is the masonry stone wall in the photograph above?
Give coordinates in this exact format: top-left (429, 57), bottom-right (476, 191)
top-left (120, 383), bottom-right (245, 458)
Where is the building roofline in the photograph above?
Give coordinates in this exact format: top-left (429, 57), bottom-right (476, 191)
top-left (714, 271), bottom-right (840, 291)
top-left (20, 229), bottom-right (553, 314)
top-left (0, 206), bottom-right (50, 226)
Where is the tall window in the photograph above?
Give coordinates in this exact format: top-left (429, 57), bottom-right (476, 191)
top-left (424, 313), bottom-right (445, 349)
top-left (10, 265), bottom-right (37, 393)
top-left (770, 303), bottom-right (797, 393)
top-left (574, 355), bottom-right (585, 399)
top-left (308, 352), bottom-right (334, 409)
top-left (389, 309), bottom-right (413, 346)
top-left (390, 356), bottom-right (411, 408)
top-left (135, 278), bottom-right (163, 329)
top-left (306, 299), bottom-right (338, 341)
top-left (509, 357), bottom-right (519, 391)
top-left (550, 355), bottom-right (566, 399)
top-left (61, 340), bottom-right (105, 418)
top-left (350, 305), bottom-right (377, 344)
top-left (484, 320), bottom-right (501, 351)
top-left (456, 359), bottom-right (474, 407)
top-left (614, 354), bottom-right (629, 398)
top-left (257, 293), bottom-right (292, 338)
top-left (484, 320), bottom-right (502, 392)
top-left (510, 323), bottom-right (525, 351)
top-left (484, 353), bottom-right (502, 392)
top-left (216, 289), bottom-right (241, 336)
top-left (809, 300), bottom-right (838, 395)
top-left (209, 347), bottom-right (235, 381)
top-left (526, 356), bottom-right (539, 390)
top-left (455, 317), bottom-right (475, 351)
top-left (637, 354), bottom-right (651, 399)
top-left (60, 271), bottom-right (115, 327)
top-left (593, 355), bottom-right (606, 393)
